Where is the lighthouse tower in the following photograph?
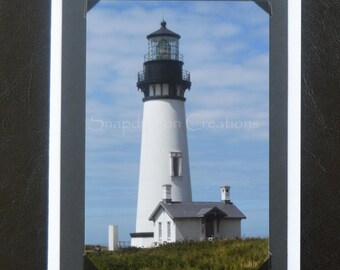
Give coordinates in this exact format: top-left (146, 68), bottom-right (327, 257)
top-left (131, 21), bottom-right (192, 247)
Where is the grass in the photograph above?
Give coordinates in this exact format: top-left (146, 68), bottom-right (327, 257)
top-left (85, 238), bottom-right (269, 270)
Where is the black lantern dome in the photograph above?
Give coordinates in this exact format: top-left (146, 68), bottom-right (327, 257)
top-left (147, 20), bottom-right (180, 39)
top-left (147, 20), bottom-right (180, 61)
top-left (137, 21), bottom-right (191, 102)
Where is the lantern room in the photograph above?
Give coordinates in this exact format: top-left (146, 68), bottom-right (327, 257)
top-left (146, 20), bottom-right (181, 61)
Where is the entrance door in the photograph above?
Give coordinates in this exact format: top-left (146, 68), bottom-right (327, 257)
top-left (205, 219), bottom-right (214, 238)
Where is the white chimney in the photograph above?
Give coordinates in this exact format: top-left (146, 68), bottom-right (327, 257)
top-left (162, 184), bottom-right (172, 203)
top-left (108, 225), bottom-right (118, 251)
top-left (221, 186), bottom-right (231, 204)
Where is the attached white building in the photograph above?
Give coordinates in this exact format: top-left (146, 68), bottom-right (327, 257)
top-left (149, 186), bottom-right (246, 245)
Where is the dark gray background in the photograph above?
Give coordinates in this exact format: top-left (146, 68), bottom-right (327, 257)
top-left (1, 0), bottom-right (339, 269)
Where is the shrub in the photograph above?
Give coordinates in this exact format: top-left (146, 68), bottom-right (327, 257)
top-left (85, 238), bottom-right (269, 270)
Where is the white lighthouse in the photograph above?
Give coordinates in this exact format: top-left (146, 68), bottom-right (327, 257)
top-left (131, 21), bottom-right (192, 247)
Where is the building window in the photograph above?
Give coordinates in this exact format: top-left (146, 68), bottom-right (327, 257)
top-left (167, 222), bottom-right (171, 240)
top-left (170, 152), bottom-right (182, 177)
top-left (158, 222), bottom-right (162, 241)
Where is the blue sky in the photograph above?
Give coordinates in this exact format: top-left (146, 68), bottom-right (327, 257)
top-left (86, 1), bottom-right (269, 244)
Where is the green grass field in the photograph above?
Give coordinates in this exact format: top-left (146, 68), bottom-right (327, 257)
top-left (85, 238), bottom-right (269, 270)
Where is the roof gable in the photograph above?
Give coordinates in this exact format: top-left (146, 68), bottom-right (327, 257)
top-left (149, 203), bottom-right (174, 221)
top-left (196, 207), bottom-right (227, 218)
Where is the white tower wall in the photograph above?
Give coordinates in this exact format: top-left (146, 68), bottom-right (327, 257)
top-left (133, 99), bottom-right (192, 245)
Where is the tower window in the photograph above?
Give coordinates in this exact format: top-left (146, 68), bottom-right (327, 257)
top-left (155, 84), bottom-right (161, 96)
top-left (176, 85), bottom-right (181, 96)
top-left (173, 157), bottom-right (179, 176)
top-left (149, 84), bottom-right (155, 96)
top-left (162, 84), bottom-right (169, 95)
top-left (170, 152), bottom-right (182, 177)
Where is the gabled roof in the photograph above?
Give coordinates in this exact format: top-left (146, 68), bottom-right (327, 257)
top-left (149, 201), bottom-right (246, 221)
